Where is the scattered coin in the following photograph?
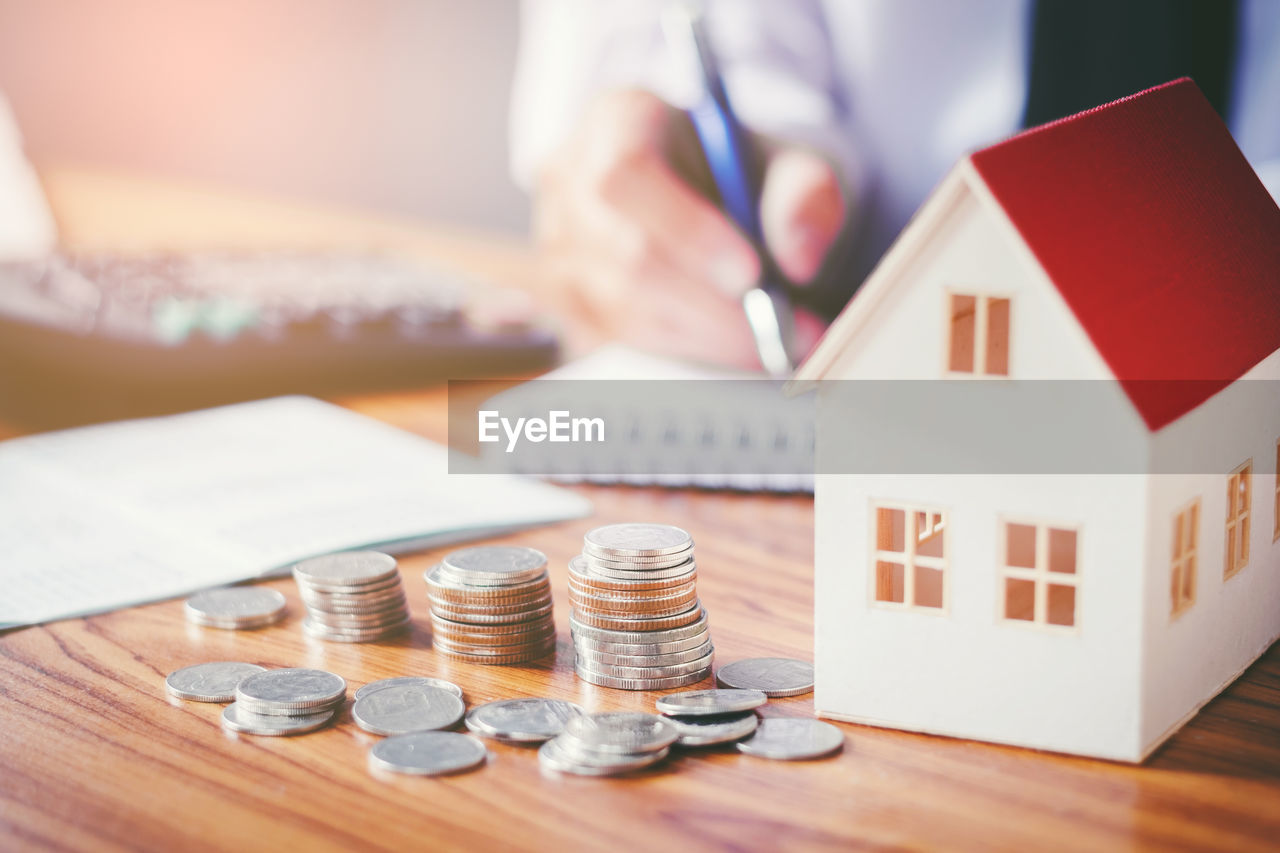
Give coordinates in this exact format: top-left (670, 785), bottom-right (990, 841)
top-left (221, 703), bottom-right (335, 736)
top-left (234, 668), bottom-right (347, 715)
top-left (355, 677), bottom-right (463, 701)
top-left (561, 712), bottom-right (679, 755)
top-left (368, 731), bottom-right (488, 776)
top-left (538, 736), bottom-right (669, 777)
top-left (165, 662), bottom-right (267, 702)
top-left (293, 551), bottom-right (411, 643)
top-left (715, 658), bottom-right (814, 697)
top-left (735, 718), bottom-right (844, 760)
top-left (351, 684), bottom-right (465, 736)
top-left (184, 587), bottom-right (286, 629)
top-left (655, 688), bottom-right (768, 717)
top-left (668, 712), bottom-right (759, 747)
top-left (425, 546), bottom-right (556, 665)
top-left (569, 524), bottom-right (713, 689)
top-left (465, 698), bottom-right (585, 743)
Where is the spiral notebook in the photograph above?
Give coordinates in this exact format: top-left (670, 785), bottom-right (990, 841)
top-left (483, 345), bottom-right (815, 492)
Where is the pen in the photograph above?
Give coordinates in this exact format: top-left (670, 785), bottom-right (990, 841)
top-left (662, 4), bottom-right (796, 377)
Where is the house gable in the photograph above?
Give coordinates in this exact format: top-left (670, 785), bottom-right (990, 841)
top-left (798, 163), bottom-right (1123, 388)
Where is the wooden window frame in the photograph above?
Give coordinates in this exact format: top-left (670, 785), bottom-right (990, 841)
top-left (944, 290), bottom-right (1012, 378)
top-left (1273, 439), bottom-right (1279, 543)
top-left (1224, 460), bottom-right (1252, 580)
top-left (870, 502), bottom-right (949, 614)
top-left (1170, 498), bottom-right (1199, 619)
top-left (997, 517), bottom-right (1081, 632)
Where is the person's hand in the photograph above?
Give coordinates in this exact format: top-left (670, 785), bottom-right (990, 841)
top-left (533, 89), bottom-right (845, 369)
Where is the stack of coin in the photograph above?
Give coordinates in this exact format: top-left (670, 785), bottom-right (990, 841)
top-left (184, 587), bottom-right (286, 630)
top-left (538, 711), bottom-right (678, 776)
top-left (292, 551), bottom-right (411, 643)
top-left (223, 667), bottom-right (346, 736)
top-left (568, 523), bottom-right (712, 689)
top-left (424, 546), bottom-right (556, 664)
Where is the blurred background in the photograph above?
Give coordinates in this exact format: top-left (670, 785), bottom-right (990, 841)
top-left (0, 0), bottom-right (529, 232)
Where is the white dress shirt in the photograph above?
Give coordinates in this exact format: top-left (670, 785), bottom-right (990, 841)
top-left (510, 0), bottom-right (1280, 265)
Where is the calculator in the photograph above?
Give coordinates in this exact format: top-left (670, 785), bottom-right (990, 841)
top-left (0, 251), bottom-right (558, 426)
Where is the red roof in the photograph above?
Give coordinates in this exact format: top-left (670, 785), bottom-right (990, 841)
top-left (970, 78), bottom-right (1280, 431)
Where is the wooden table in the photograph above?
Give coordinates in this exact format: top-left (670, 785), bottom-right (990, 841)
top-left (2, 168), bottom-right (1279, 852)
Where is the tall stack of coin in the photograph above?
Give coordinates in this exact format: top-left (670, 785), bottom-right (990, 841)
top-left (425, 546), bottom-right (556, 664)
top-left (569, 523), bottom-right (713, 689)
top-left (293, 551), bottom-right (412, 643)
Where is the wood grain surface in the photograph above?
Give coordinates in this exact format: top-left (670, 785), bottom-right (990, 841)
top-left (1, 168), bottom-right (1278, 852)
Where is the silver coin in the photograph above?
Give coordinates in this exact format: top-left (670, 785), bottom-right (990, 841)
top-left (293, 551), bottom-right (398, 585)
top-left (538, 736), bottom-right (669, 776)
top-left (368, 731), bottom-right (487, 776)
top-left (583, 523), bottom-right (692, 556)
top-left (351, 684), bottom-right (465, 736)
top-left (561, 712), bottom-right (679, 754)
top-left (297, 575), bottom-right (405, 595)
top-left (715, 658), bottom-right (814, 697)
top-left (355, 677), bottom-right (463, 701)
top-left (574, 640), bottom-right (714, 669)
top-left (464, 698), bottom-right (584, 743)
top-left (655, 688), bottom-right (768, 717)
top-left (302, 618), bottom-right (411, 643)
top-left (669, 712), bottom-right (759, 747)
top-left (574, 666), bottom-right (711, 691)
top-left (580, 551), bottom-right (694, 570)
top-left (425, 564), bottom-right (549, 596)
top-left (576, 651), bottom-right (714, 680)
top-left (735, 717), bottom-right (844, 760)
top-left (164, 662), bottom-right (267, 702)
top-left (441, 546), bottom-right (547, 581)
top-left (221, 703), bottom-right (335, 736)
top-left (184, 587), bottom-right (286, 627)
top-left (235, 668), bottom-right (346, 713)
top-left (568, 610), bottom-right (711, 643)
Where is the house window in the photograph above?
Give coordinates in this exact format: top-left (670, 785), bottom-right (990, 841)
top-left (1225, 461), bottom-right (1251, 578)
top-left (1000, 520), bottom-right (1078, 628)
top-left (1171, 499), bottom-right (1199, 617)
top-left (947, 293), bottom-right (1010, 376)
top-left (873, 505), bottom-right (947, 610)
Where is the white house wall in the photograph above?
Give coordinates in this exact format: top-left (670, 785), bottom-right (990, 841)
top-left (1140, 348), bottom-right (1280, 756)
top-left (812, 173), bottom-right (1156, 759)
top-left (815, 471), bottom-right (1148, 759)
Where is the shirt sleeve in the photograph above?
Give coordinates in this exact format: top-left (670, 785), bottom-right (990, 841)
top-left (508, 0), bottom-right (863, 199)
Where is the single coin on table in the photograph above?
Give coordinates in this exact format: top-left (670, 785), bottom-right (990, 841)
top-left (164, 662), bottom-right (267, 702)
top-left (655, 688), bottom-right (768, 717)
top-left (668, 711), bottom-right (759, 747)
top-left (735, 717), bottom-right (844, 760)
top-left (351, 684), bottom-right (466, 736)
top-left (368, 731), bottom-right (488, 776)
top-left (221, 703), bottom-right (335, 736)
top-left (715, 658), bottom-right (814, 697)
top-left (355, 677), bottom-right (463, 701)
top-left (184, 587), bottom-right (286, 629)
top-left (465, 698), bottom-right (585, 743)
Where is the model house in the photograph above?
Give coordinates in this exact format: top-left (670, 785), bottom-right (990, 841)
top-left (792, 79), bottom-right (1280, 761)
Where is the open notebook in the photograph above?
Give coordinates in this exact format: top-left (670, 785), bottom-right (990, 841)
top-left (0, 396), bottom-right (591, 628)
top-left (482, 345), bottom-right (815, 492)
